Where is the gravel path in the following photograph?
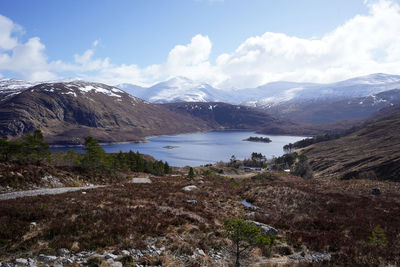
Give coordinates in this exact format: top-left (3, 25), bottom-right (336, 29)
top-left (0, 186), bottom-right (104, 201)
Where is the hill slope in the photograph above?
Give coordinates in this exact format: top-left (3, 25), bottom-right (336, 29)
top-left (0, 81), bottom-right (210, 144)
top-left (161, 102), bottom-right (353, 136)
top-left (302, 104), bottom-right (400, 181)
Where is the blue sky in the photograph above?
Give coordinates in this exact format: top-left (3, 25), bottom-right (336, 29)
top-left (1, 0), bottom-right (400, 88)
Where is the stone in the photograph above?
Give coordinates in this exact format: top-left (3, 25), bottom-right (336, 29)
top-left (1, 263), bottom-right (12, 267)
top-left (52, 264), bottom-right (63, 267)
top-left (132, 178), bottom-right (152, 183)
top-left (56, 248), bottom-right (70, 257)
top-left (106, 259), bottom-right (122, 267)
top-left (197, 180), bottom-right (205, 184)
top-left (246, 220), bottom-right (278, 236)
top-left (186, 200), bottom-right (197, 205)
top-left (105, 253), bottom-right (118, 260)
top-left (245, 212), bottom-right (256, 217)
top-left (371, 188), bottom-right (381, 195)
top-left (182, 185), bottom-right (198, 192)
top-left (196, 248), bottom-right (206, 256)
top-left (14, 258), bottom-right (28, 265)
top-left (38, 255), bottom-right (57, 263)
top-left (121, 250), bottom-right (130, 256)
top-left (62, 259), bottom-right (73, 265)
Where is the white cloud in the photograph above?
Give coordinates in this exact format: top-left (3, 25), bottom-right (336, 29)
top-left (213, 0), bottom-right (400, 88)
top-left (1, 0), bottom-right (400, 88)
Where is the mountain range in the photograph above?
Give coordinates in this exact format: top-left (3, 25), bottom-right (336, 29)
top-left (1, 73), bottom-right (400, 144)
top-left (117, 73), bottom-right (400, 123)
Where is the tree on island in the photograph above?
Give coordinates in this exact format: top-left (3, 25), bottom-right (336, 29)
top-left (224, 218), bottom-right (275, 267)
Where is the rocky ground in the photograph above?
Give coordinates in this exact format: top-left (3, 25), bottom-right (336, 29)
top-left (1, 165), bottom-right (399, 266)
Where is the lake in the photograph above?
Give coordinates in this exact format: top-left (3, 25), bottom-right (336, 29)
top-left (50, 131), bottom-right (306, 167)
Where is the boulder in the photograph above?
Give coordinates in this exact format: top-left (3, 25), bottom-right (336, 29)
top-left (182, 185), bottom-right (198, 192)
top-left (246, 220), bottom-right (278, 236)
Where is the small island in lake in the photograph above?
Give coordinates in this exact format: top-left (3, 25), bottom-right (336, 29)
top-left (163, 145), bottom-right (179, 149)
top-left (243, 136), bottom-right (272, 143)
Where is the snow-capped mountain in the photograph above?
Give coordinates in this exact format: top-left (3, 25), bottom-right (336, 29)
top-left (0, 79), bottom-right (38, 99)
top-left (117, 76), bottom-right (228, 103)
top-left (116, 73), bottom-right (400, 106)
top-left (244, 73), bottom-right (400, 107)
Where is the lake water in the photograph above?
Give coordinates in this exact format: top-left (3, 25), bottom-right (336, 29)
top-left (50, 131), bottom-right (306, 167)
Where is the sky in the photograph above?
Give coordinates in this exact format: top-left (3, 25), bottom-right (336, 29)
top-left (1, 0), bottom-right (400, 89)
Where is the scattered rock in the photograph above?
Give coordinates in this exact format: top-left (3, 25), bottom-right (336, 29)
top-left (38, 254), bottom-right (57, 263)
top-left (82, 191), bottom-right (87, 194)
top-left (56, 248), bottom-right (70, 257)
top-left (289, 251), bottom-right (331, 263)
top-left (14, 258), bottom-right (28, 265)
top-left (182, 185), bottom-right (198, 192)
top-left (246, 220), bottom-right (278, 236)
top-left (186, 200), bottom-right (197, 205)
top-left (121, 250), bottom-right (130, 256)
top-left (197, 180), bottom-right (204, 184)
top-left (105, 253), bottom-right (118, 260)
top-left (62, 258), bottom-right (73, 265)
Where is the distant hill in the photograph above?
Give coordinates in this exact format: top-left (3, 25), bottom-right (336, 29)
top-left (301, 104), bottom-right (400, 181)
top-left (261, 89), bottom-right (400, 124)
top-left (161, 102), bottom-right (354, 136)
top-left (0, 80), bottom-right (210, 144)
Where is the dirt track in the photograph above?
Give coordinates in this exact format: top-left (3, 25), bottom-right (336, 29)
top-left (0, 186), bottom-right (104, 200)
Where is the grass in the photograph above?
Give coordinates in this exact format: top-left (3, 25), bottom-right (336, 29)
top-left (1, 168), bottom-right (400, 265)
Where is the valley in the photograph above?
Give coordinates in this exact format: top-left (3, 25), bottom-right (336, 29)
top-left (1, 74), bottom-right (400, 266)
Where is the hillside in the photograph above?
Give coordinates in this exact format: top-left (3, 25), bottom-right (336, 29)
top-left (301, 104), bottom-right (400, 181)
top-left (162, 102), bottom-right (358, 136)
top-left (259, 89), bottom-right (400, 124)
top-left (0, 81), bottom-right (210, 144)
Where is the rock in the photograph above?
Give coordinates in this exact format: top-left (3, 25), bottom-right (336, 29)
top-left (371, 188), bottom-right (381, 195)
top-left (62, 258), bottom-right (73, 265)
top-left (56, 248), bottom-right (70, 257)
top-left (242, 200), bottom-right (259, 211)
top-left (1, 263), bottom-right (12, 267)
top-left (196, 248), bottom-right (206, 256)
top-left (305, 251), bottom-right (331, 263)
top-left (186, 199), bottom-right (197, 205)
top-left (30, 222), bottom-right (37, 227)
top-left (104, 253), bottom-right (118, 260)
top-left (14, 258), bottom-right (28, 265)
top-left (246, 220), bottom-right (278, 236)
top-left (182, 185), bottom-right (198, 192)
top-left (121, 250), bottom-right (130, 256)
top-left (289, 251), bottom-right (331, 263)
top-left (38, 255), bottom-right (57, 263)
top-left (197, 180), bottom-right (204, 184)
top-left (132, 177), bottom-right (152, 183)
top-left (245, 212), bottom-right (256, 217)
top-left (52, 264), bottom-right (63, 267)
top-left (82, 191), bottom-right (87, 194)
top-left (106, 259), bottom-right (122, 267)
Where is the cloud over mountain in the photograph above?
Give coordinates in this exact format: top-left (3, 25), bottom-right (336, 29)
top-left (1, 0), bottom-right (400, 88)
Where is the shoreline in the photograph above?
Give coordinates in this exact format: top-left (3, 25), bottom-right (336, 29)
top-left (49, 129), bottom-right (308, 147)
